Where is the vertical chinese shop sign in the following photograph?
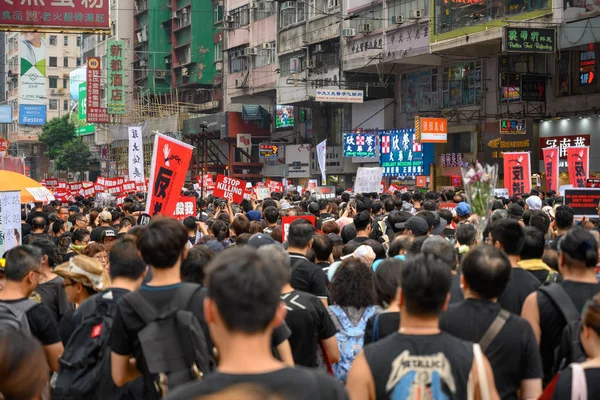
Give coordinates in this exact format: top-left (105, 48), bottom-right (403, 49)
top-left (107, 40), bottom-right (126, 115)
top-left (503, 152), bottom-right (531, 197)
top-left (86, 57), bottom-right (109, 123)
top-left (567, 147), bottom-right (590, 188)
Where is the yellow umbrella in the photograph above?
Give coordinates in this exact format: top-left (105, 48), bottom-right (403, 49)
top-left (0, 170), bottom-right (55, 203)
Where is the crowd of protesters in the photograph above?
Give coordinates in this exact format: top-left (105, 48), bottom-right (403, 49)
top-left (1, 186), bottom-right (600, 399)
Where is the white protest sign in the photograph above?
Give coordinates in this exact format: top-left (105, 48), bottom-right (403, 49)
top-left (354, 167), bottom-right (384, 194)
top-left (0, 191), bottom-right (22, 255)
top-left (255, 187), bottom-right (270, 200)
top-left (560, 184), bottom-right (573, 197)
top-left (494, 188), bottom-right (509, 199)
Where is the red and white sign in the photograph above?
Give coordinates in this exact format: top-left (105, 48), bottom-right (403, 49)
top-left (146, 134), bottom-right (194, 216)
top-left (96, 177), bottom-right (106, 186)
top-left (94, 183), bottom-right (105, 193)
top-left (136, 181), bottom-right (147, 192)
top-left (567, 147), bottom-right (590, 188)
top-left (57, 181), bottom-right (67, 189)
top-left (416, 176), bottom-right (427, 188)
top-left (86, 57), bottom-right (109, 123)
top-left (122, 181), bottom-right (136, 193)
top-left (542, 147), bottom-right (559, 193)
top-left (439, 202), bottom-right (458, 210)
top-left (213, 174), bottom-right (247, 204)
top-left (82, 181), bottom-right (94, 188)
top-left (106, 184), bottom-right (122, 195)
top-left (387, 184), bottom-right (408, 195)
top-left (504, 152), bottom-right (532, 196)
top-left (0, 2), bottom-right (110, 31)
top-left (173, 196), bottom-right (197, 220)
top-left (282, 215), bottom-right (317, 242)
top-left (116, 194), bottom-right (126, 206)
top-left (44, 178), bottom-right (58, 187)
top-left (197, 174), bottom-right (215, 190)
top-left (69, 182), bottom-right (83, 192)
top-left (267, 180), bottom-right (284, 193)
top-left (79, 186), bottom-right (95, 198)
top-left (419, 117), bottom-right (448, 143)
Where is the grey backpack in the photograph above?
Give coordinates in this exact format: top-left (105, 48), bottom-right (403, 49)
top-left (0, 299), bottom-right (38, 335)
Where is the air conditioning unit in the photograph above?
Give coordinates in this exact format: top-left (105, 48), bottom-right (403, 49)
top-left (280, 1), bottom-right (295, 10)
top-left (182, 67), bottom-right (189, 76)
top-left (50, 89), bottom-right (57, 94)
top-left (391, 15), bottom-right (403, 24)
top-left (172, 11), bottom-right (179, 18)
top-left (410, 9), bottom-right (423, 18)
top-left (360, 23), bottom-right (372, 34)
top-left (225, 14), bottom-right (235, 23)
top-left (249, 1), bottom-right (258, 8)
top-left (155, 71), bottom-right (166, 78)
top-left (58, 89), bottom-right (65, 95)
top-left (290, 57), bottom-right (300, 73)
top-left (244, 47), bottom-right (258, 56)
top-left (141, 27), bottom-right (148, 41)
top-left (314, 44), bottom-right (325, 53)
top-left (341, 28), bottom-right (356, 37)
top-left (262, 42), bottom-right (272, 50)
top-left (181, 7), bottom-right (188, 14)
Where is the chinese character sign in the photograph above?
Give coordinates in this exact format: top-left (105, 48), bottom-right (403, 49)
top-left (504, 27), bottom-right (555, 53)
top-left (343, 133), bottom-right (377, 158)
top-left (172, 196), bottom-right (197, 220)
top-left (0, 0), bottom-right (110, 31)
top-left (542, 147), bottom-right (559, 193)
top-left (128, 126), bottom-right (145, 183)
top-left (86, 57), bottom-right (108, 123)
top-left (419, 117), bottom-right (447, 143)
top-left (503, 152), bottom-right (531, 197)
top-left (19, 32), bottom-right (47, 126)
top-left (539, 135), bottom-right (590, 166)
top-left (380, 129), bottom-right (423, 177)
top-left (0, 191), bottom-right (22, 255)
top-left (146, 134), bottom-right (195, 216)
top-left (567, 147), bottom-right (589, 188)
top-left (107, 40), bottom-right (126, 115)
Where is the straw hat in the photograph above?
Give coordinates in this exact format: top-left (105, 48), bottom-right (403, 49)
top-left (54, 255), bottom-right (111, 292)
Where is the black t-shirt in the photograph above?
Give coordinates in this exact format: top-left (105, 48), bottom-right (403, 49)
top-left (72, 287), bottom-right (131, 329)
top-left (0, 298), bottom-right (61, 345)
top-left (439, 299), bottom-right (543, 400)
top-left (363, 332), bottom-right (473, 400)
top-left (364, 311), bottom-right (400, 345)
top-left (449, 273), bottom-right (464, 304)
top-left (348, 236), bottom-right (370, 246)
top-left (538, 280), bottom-right (600, 383)
top-left (498, 267), bottom-right (540, 315)
top-left (59, 308), bottom-right (76, 345)
top-left (164, 367), bottom-right (348, 400)
top-left (90, 225), bottom-right (113, 242)
top-left (289, 253), bottom-right (329, 300)
top-left (110, 282), bottom-right (212, 400)
top-left (23, 232), bottom-right (50, 245)
top-left (553, 366), bottom-right (600, 399)
top-left (26, 210), bottom-right (49, 226)
top-left (280, 290), bottom-right (337, 367)
top-left (22, 222), bottom-right (32, 238)
top-left (35, 276), bottom-right (73, 324)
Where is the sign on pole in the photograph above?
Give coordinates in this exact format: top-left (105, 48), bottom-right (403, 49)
top-left (86, 57), bottom-right (109, 123)
top-left (128, 126), bottom-right (145, 183)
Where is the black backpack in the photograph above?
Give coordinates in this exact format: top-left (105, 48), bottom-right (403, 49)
top-left (123, 283), bottom-right (213, 397)
top-left (0, 299), bottom-right (37, 335)
top-left (54, 294), bottom-right (132, 400)
top-left (538, 284), bottom-right (587, 375)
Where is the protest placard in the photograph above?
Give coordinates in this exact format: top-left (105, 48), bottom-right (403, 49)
top-left (0, 191), bottom-right (22, 254)
top-left (354, 167), bottom-right (384, 193)
top-left (173, 196), bottom-right (197, 220)
top-left (282, 215), bottom-right (317, 242)
top-left (213, 174), bottom-right (247, 203)
top-left (494, 188), bottom-right (509, 199)
top-left (564, 188), bottom-right (600, 217)
top-left (313, 186), bottom-right (336, 200)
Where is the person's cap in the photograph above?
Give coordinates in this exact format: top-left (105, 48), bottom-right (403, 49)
top-left (395, 216), bottom-right (429, 236)
top-left (54, 255), bottom-right (111, 292)
top-left (542, 205), bottom-right (553, 218)
top-left (431, 211), bottom-right (448, 235)
top-left (247, 233), bottom-right (276, 248)
top-left (508, 203), bottom-right (524, 218)
top-left (99, 211), bottom-right (112, 222)
top-left (456, 202), bottom-right (471, 217)
top-left (340, 245), bottom-right (376, 266)
top-left (280, 201), bottom-right (292, 211)
top-left (526, 195), bottom-right (542, 210)
top-left (68, 205), bottom-right (80, 213)
top-left (327, 233), bottom-right (343, 245)
top-left (401, 202), bottom-right (413, 212)
top-left (246, 210), bottom-right (262, 222)
top-left (101, 229), bottom-right (116, 240)
top-left (205, 239), bottom-right (225, 253)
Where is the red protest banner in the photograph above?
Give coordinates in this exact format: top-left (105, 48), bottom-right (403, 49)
top-left (542, 147), bottom-right (559, 193)
top-left (94, 183), bottom-right (105, 194)
top-left (57, 181), bottom-right (67, 189)
top-left (45, 178), bottom-right (58, 187)
top-left (96, 177), bottom-right (106, 186)
top-left (79, 186), bottom-right (95, 198)
top-left (282, 215), bottom-right (317, 242)
top-left (106, 184), bottom-right (122, 195)
top-left (146, 134), bottom-right (194, 216)
top-left (213, 174), bottom-right (247, 203)
top-left (173, 196), bottom-right (197, 220)
top-left (503, 152), bottom-right (531, 196)
top-left (69, 182), bottom-right (83, 192)
top-left (267, 180), bottom-right (284, 193)
top-left (439, 202), bottom-right (458, 210)
top-left (387, 184), bottom-right (408, 195)
top-left (197, 174), bottom-right (215, 189)
top-left (567, 147), bottom-right (589, 188)
top-left (82, 181), bottom-right (94, 188)
top-left (416, 176), bottom-right (427, 188)
top-left (136, 181), bottom-right (147, 192)
top-left (122, 181), bottom-right (136, 193)
top-left (116, 194), bottom-right (126, 206)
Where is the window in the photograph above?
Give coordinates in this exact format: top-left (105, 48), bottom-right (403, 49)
top-left (49, 35), bottom-right (57, 45)
top-left (255, 41), bottom-right (276, 68)
top-left (214, 3), bottom-right (223, 22)
top-left (49, 76), bottom-right (58, 88)
top-left (556, 47), bottom-right (600, 97)
top-left (279, 51), bottom-right (303, 76)
top-left (442, 60), bottom-right (482, 108)
top-left (214, 42), bottom-right (223, 62)
top-left (76, 36), bottom-right (81, 47)
top-left (76, 58), bottom-right (82, 66)
top-left (327, 0), bottom-right (339, 9)
top-left (49, 57), bottom-right (57, 67)
top-left (352, 5), bottom-right (384, 32)
top-left (254, 0), bottom-right (275, 21)
top-left (232, 5), bottom-right (250, 28)
top-left (63, 100), bottom-right (69, 110)
top-left (228, 46), bottom-right (249, 73)
top-left (64, 36), bottom-right (68, 45)
top-left (388, 0), bottom-right (428, 26)
top-left (63, 78), bottom-right (68, 88)
top-left (49, 100), bottom-right (58, 110)
top-left (280, 0), bottom-right (305, 27)
top-left (63, 57), bottom-right (69, 67)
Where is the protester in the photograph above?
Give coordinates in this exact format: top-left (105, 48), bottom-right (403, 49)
top-left (440, 245), bottom-right (543, 400)
top-left (421, 235), bottom-right (464, 304)
top-left (90, 211), bottom-right (114, 242)
top-left (347, 252), bottom-right (499, 400)
top-left (519, 226), bottom-right (559, 284)
top-left (63, 228), bottom-right (90, 261)
top-left (84, 242), bottom-right (109, 272)
top-left (23, 216), bottom-right (48, 244)
top-left (312, 234), bottom-right (334, 274)
top-left (549, 205), bottom-right (575, 250)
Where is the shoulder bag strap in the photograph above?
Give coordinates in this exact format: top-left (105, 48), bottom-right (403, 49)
top-left (372, 313), bottom-right (381, 342)
top-left (571, 363), bottom-right (588, 400)
top-left (171, 283), bottom-right (201, 310)
top-left (539, 284), bottom-right (580, 322)
top-left (479, 309), bottom-right (510, 352)
top-left (473, 343), bottom-right (490, 400)
top-left (123, 290), bottom-right (159, 324)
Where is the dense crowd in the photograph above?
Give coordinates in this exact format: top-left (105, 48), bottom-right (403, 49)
top-left (1, 187), bottom-right (600, 400)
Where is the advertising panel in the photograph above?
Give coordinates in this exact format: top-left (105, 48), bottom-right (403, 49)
top-left (85, 57), bottom-right (108, 123)
top-left (106, 40), bottom-right (126, 115)
top-left (0, 106), bottom-right (12, 123)
top-left (19, 32), bottom-right (46, 126)
top-left (0, 1), bottom-right (110, 31)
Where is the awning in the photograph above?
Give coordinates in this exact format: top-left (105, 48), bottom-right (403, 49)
top-left (242, 104), bottom-right (268, 122)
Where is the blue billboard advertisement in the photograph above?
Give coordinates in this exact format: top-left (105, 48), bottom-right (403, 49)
top-left (19, 104), bottom-right (46, 125)
top-left (0, 105), bottom-right (12, 123)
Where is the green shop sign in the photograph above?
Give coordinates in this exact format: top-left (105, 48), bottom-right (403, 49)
top-left (503, 27), bottom-right (555, 53)
top-left (76, 125), bottom-right (95, 136)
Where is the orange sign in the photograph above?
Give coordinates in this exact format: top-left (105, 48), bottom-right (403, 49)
top-left (416, 175), bottom-right (427, 188)
top-left (419, 117), bottom-right (448, 143)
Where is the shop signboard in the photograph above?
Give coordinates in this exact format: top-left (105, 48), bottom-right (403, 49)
top-left (503, 27), bottom-right (556, 53)
top-left (380, 129), bottom-right (423, 177)
top-left (500, 119), bottom-right (526, 134)
top-left (0, 2), bottom-right (110, 31)
top-left (106, 40), bottom-right (126, 115)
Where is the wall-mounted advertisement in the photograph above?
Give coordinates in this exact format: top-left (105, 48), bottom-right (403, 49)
top-left (403, 70), bottom-right (438, 113)
top-left (0, 106), bottom-right (12, 124)
top-left (107, 40), bottom-right (126, 115)
top-left (275, 105), bottom-right (294, 129)
top-left (564, 0), bottom-right (600, 22)
top-left (0, 1), bottom-right (110, 31)
top-left (19, 32), bottom-right (46, 126)
top-left (69, 67), bottom-right (87, 101)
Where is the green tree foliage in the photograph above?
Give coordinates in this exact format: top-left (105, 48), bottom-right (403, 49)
top-left (56, 138), bottom-right (93, 176)
top-left (38, 115), bottom-right (76, 160)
